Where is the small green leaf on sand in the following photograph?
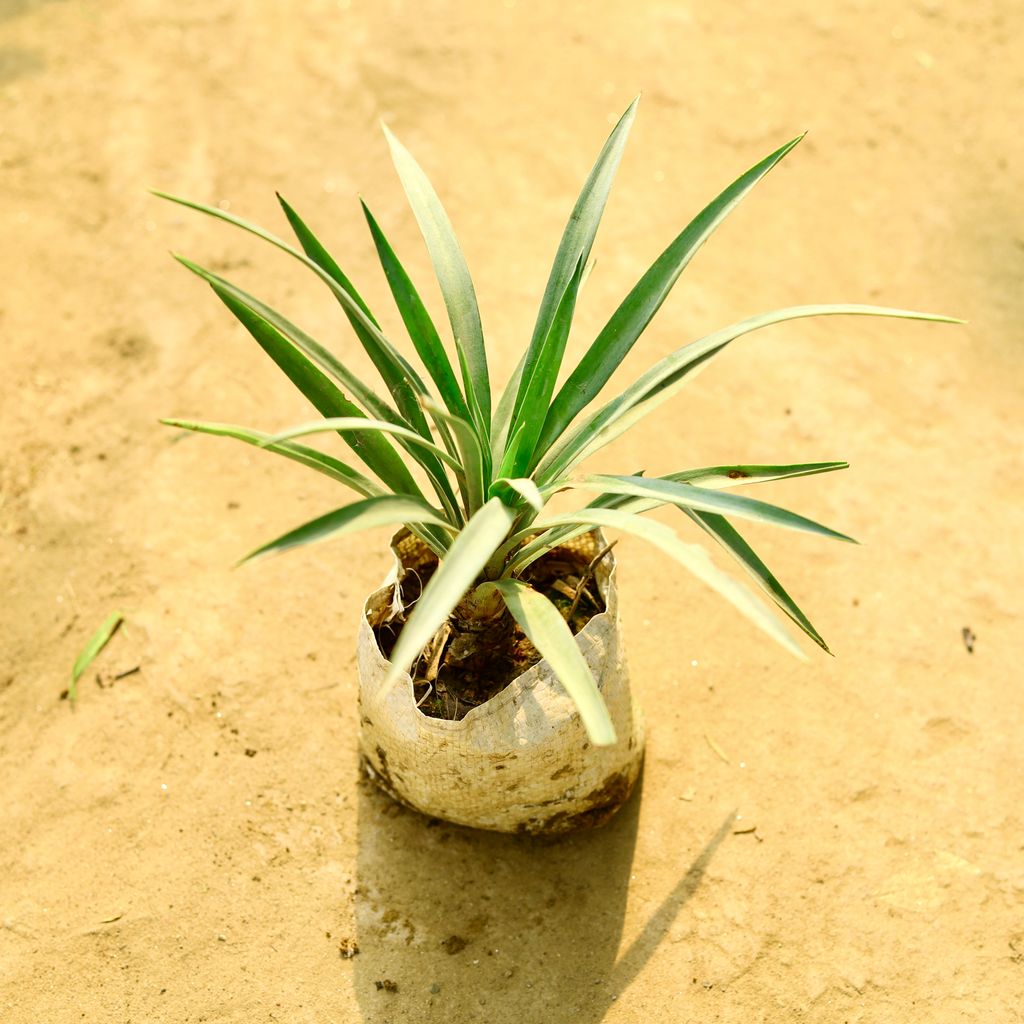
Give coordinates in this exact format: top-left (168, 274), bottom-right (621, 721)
top-left (69, 612), bottom-right (125, 704)
top-left (704, 731), bottom-right (730, 764)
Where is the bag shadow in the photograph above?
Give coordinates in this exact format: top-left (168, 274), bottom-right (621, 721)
top-left (352, 764), bottom-right (734, 1021)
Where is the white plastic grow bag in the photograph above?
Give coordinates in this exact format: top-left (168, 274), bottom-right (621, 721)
top-left (357, 529), bottom-right (645, 834)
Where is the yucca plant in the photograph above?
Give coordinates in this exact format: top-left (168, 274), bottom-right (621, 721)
top-left (158, 98), bottom-right (954, 753)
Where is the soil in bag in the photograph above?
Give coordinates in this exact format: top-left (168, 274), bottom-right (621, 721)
top-left (372, 537), bottom-right (609, 723)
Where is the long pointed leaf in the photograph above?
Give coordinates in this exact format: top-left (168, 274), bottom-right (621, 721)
top-left (534, 134), bottom-right (806, 457)
top-left (242, 496), bottom-right (451, 563)
top-left (523, 461), bottom-right (850, 570)
top-left (579, 462), bottom-right (850, 505)
top-left (454, 340), bottom-right (492, 480)
top-left (518, 508), bottom-right (804, 659)
top-left (173, 256), bottom-right (402, 424)
top-left (277, 196), bottom-right (464, 503)
top-left (422, 398), bottom-right (485, 516)
top-left (361, 200), bottom-right (472, 425)
top-left (501, 522), bottom-right (601, 576)
top-left (491, 350), bottom-right (531, 464)
top-left (262, 417), bottom-right (464, 473)
top-left (276, 195), bottom-right (435, 441)
top-left (485, 579), bottom-right (615, 746)
top-left (383, 498), bottom-right (516, 690)
top-left (262, 416), bottom-right (465, 526)
top-left (538, 304), bottom-right (960, 482)
top-left (200, 277), bottom-right (423, 499)
top-left (683, 509), bottom-right (830, 652)
top-left (573, 475), bottom-right (855, 543)
top-left (160, 418), bottom-right (384, 497)
top-left (493, 97), bottom-right (639, 451)
top-left (276, 192), bottom-right (379, 325)
top-left (494, 420), bottom-right (528, 483)
top-left (666, 461), bottom-right (849, 490)
top-left (155, 191), bottom-right (450, 450)
top-left (164, 418), bottom-right (446, 555)
top-left (382, 124), bottom-right (491, 433)
top-left (153, 192), bottom-right (384, 341)
top-left (172, 255), bottom-right (461, 517)
top-left (505, 253), bottom-right (585, 475)
top-left (69, 612), bottom-right (125, 704)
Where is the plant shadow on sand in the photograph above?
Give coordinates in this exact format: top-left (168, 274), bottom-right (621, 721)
top-left (352, 765), bottom-right (734, 1021)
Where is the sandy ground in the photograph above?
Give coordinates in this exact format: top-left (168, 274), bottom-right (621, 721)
top-left (2, 1), bottom-right (1023, 1021)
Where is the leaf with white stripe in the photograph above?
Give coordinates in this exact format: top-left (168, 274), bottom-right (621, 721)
top-left (383, 498), bottom-right (517, 690)
top-left (383, 124), bottom-right (491, 434)
top-left (572, 475), bottom-right (855, 543)
top-left (241, 496), bottom-right (451, 563)
top-left (527, 507), bottom-right (805, 659)
top-left (485, 579), bottom-right (615, 746)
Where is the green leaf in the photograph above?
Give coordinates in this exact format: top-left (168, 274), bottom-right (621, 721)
top-left (519, 508), bottom-right (804, 659)
top-left (504, 253), bottom-right (586, 475)
top-left (683, 509), bottom-right (830, 652)
top-left (160, 418), bottom-right (384, 498)
top-left (382, 498), bottom-right (517, 690)
top-left (665, 461), bottom-right (849, 490)
top-left (241, 496), bottom-right (451, 563)
top-left (501, 522), bottom-right (598, 576)
top-left (494, 97), bottom-right (639, 454)
top-left (155, 192), bottom-right (451, 458)
top-left (199, 274), bottom-right (423, 497)
top-left (523, 461), bottom-right (851, 575)
top-left (69, 612), bottom-right (125, 704)
top-left (488, 477), bottom-right (544, 513)
top-left (164, 419), bottom-right (448, 556)
top-left (573, 475), bottom-right (856, 543)
top-left (382, 124), bottom-right (491, 434)
top-left (534, 134), bottom-right (806, 457)
top-left (153, 193), bottom-right (386, 346)
top-left (175, 254), bottom-right (463, 519)
top-left (454, 339), bottom-right (492, 480)
top-left (422, 398), bottom-right (485, 516)
top-left (276, 192), bottom-right (379, 326)
top-left (538, 304), bottom-right (960, 482)
top-left (484, 579), bottom-right (615, 746)
top-left (361, 200), bottom-right (472, 425)
top-left (491, 350), bottom-right (530, 464)
top-left (276, 195), bottom-right (436, 442)
top-left (261, 416), bottom-right (466, 525)
top-left (494, 420), bottom-right (528, 483)
top-left (261, 417), bottom-right (464, 474)
top-left (200, 276), bottom-right (424, 500)
top-left (583, 462), bottom-right (850, 508)
top-left (173, 256), bottom-right (402, 425)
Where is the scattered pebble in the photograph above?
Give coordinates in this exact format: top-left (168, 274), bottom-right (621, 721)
top-left (962, 626), bottom-right (976, 653)
top-left (441, 934), bottom-right (468, 955)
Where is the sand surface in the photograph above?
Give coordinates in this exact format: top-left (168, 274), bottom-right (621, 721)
top-left (2, 1), bottom-right (1022, 1021)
